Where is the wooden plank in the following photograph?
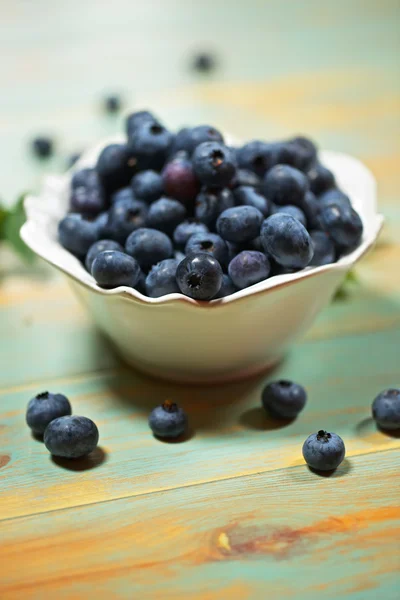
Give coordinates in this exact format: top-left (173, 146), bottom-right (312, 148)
top-left (0, 450), bottom-right (399, 599)
top-left (1, 326), bottom-right (399, 520)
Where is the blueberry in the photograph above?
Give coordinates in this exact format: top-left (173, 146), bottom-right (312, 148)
top-left (213, 274), bottom-right (237, 298)
top-left (58, 214), bottom-right (99, 258)
top-left (131, 170), bottom-right (163, 203)
top-left (179, 125), bottom-right (224, 156)
top-left (192, 142), bottom-right (236, 187)
top-left (173, 220), bottom-right (209, 250)
top-left (275, 136), bottom-right (317, 171)
top-left (299, 190), bottom-right (321, 230)
top-left (149, 400), bottom-right (188, 439)
top-left (192, 52), bottom-right (216, 73)
top-left (32, 136), bottom-right (54, 158)
top-left (44, 415), bottom-right (99, 459)
top-left (237, 141), bottom-right (277, 177)
top-left (309, 230), bottom-right (336, 266)
top-left (228, 250), bottom-right (270, 289)
top-left (372, 388), bottom-right (400, 431)
top-left (319, 203), bottom-right (363, 252)
top-left (70, 171), bottom-right (107, 217)
top-left (169, 128), bottom-right (191, 155)
top-left (134, 268), bottom-right (147, 294)
top-left (162, 157), bottom-right (200, 205)
top-left (125, 228), bottom-right (173, 271)
top-left (174, 250), bottom-right (186, 262)
top-left (67, 152), bottom-right (81, 169)
top-left (217, 206), bottom-right (264, 243)
top-left (104, 198), bottom-right (148, 244)
top-left (128, 121), bottom-right (173, 171)
top-left (104, 94), bottom-right (122, 113)
top-left (234, 186), bottom-right (270, 216)
top-left (318, 188), bottom-right (351, 210)
top-left (230, 168), bottom-right (262, 190)
top-left (96, 144), bottom-right (137, 192)
top-left (94, 211), bottom-right (109, 238)
top-left (146, 197), bottom-right (186, 235)
top-left (262, 380), bottom-right (307, 419)
top-left (264, 164), bottom-right (309, 207)
top-left (145, 258), bottom-right (180, 297)
top-left (185, 232), bottom-right (229, 267)
top-left (272, 204), bottom-right (307, 227)
top-left (26, 391), bottom-right (72, 435)
top-left (92, 250), bottom-right (141, 288)
top-left (110, 186), bottom-right (135, 205)
top-left (194, 187), bottom-right (235, 229)
top-left (176, 252), bottom-right (223, 300)
top-left (302, 430), bottom-right (346, 471)
top-left (126, 110), bottom-right (159, 138)
top-left (85, 239), bottom-right (123, 272)
top-left (261, 214), bottom-right (314, 269)
top-left (71, 168), bottom-right (99, 189)
top-left (307, 162), bottom-right (335, 195)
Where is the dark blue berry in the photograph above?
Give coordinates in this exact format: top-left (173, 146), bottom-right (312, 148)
top-left (319, 203), bottom-right (363, 252)
top-left (126, 110), bottom-right (159, 138)
top-left (131, 170), bottom-right (163, 203)
top-left (217, 206), bottom-right (264, 243)
top-left (110, 186), bottom-right (135, 205)
top-left (173, 220), bottom-right (209, 250)
top-left (92, 250), bottom-right (141, 288)
top-left (302, 430), bottom-right (345, 471)
top-left (149, 400), bottom-right (188, 439)
top-left (237, 140), bottom-right (277, 177)
top-left (194, 187), bottom-right (235, 229)
top-left (192, 52), bottom-right (216, 72)
top-left (262, 380), bottom-right (307, 419)
top-left (272, 204), bottom-right (307, 227)
top-left (32, 136), bottom-right (54, 158)
top-left (162, 157), bottom-right (200, 205)
top-left (169, 128), bottom-right (191, 155)
top-left (300, 190), bottom-right (321, 230)
top-left (58, 214), bottom-right (99, 258)
top-left (174, 250), bottom-right (186, 262)
top-left (264, 164), bottom-right (309, 207)
top-left (128, 121), bottom-right (173, 171)
top-left (318, 188), bottom-right (351, 210)
top-left (71, 168), bottom-right (99, 189)
top-left (125, 228), bottom-right (173, 271)
top-left (44, 415), bottom-right (99, 459)
top-left (261, 214), bottom-right (314, 269)
top-left (94, 211), bottom-right (109, 238)
top-left (96, 144), bottom-right (137, 192)
top-left (275, 136), bottom-right (317, 171)
top-left (309, 230), bottom-right (336, 266)
top-left (146, 197), bottom-right (187, 235)
top-left (185, 232), bottom-right (229, 267)
top-left (234, 186), bottom-right (270, 216)
top-left (145, 258), bottom-right (180, 297)
top-left (372, 388), bottom-right (400, 431)
top-left (192, 142), bottom-right (236, 187)
top-left (213, 274), bottom-right (237, 298)
top-left (228, 250), bottom-right (270, 289)
top-left (104, 94), bottom-right (122, 113)
top-left (179, 125), bottom-right (224, 156)
top-left (26, 391), bottom-right (72, 435)
top-left (230, 169), bottom-right (262, 190)
top-left (104, 197), bottom-right (148, 244)
top-left (85, 239), bottom-right (123, 272)
top-left (70, 171), bottom-right (107, 217)
top-left (307, 162), bottom-right (335, 195)
top-left (176, 253), bottom-right (223, 300)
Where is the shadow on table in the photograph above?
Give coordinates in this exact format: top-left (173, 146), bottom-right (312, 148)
top-left (51, 446), bottom-right (108, 471)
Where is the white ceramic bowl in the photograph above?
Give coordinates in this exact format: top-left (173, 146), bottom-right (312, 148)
top-left (21, 137), bottom-right (383, 383)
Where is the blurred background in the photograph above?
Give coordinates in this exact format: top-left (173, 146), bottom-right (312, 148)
top-left (1, 0), bottom-right (399, 210)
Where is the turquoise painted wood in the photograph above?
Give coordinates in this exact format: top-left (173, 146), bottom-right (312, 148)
top-left (0, 0), bottom-right (400, 598)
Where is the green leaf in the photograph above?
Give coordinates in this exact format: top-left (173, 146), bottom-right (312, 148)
top-left (3, 194), bottom-right (35, 262)
top-left (0, 204), bottom-right (8, 239)
top-left (333, 269), bottom-right (358, 302)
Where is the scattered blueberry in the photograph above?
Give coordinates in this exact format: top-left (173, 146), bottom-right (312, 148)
top-left (162, 156), bottom-right (200, 205)
top-left (217, 206), bottom-right (264, 243)
top-left (237, 140), bottom-right (277, 177)
top-left (146, 197), bottom-right (187, 235)
top-left (44, 415), bottom-right (99, 459)
top-left (145, 258), bottom-right (180, 297)
top-left (319, 203), bottom-right (363, 252)
top-left (85, 239), bottom-right (123, 272)
top-left (228, 250), bottom-right (270, 289)
top-left (307, 162), bottom-right (335, 195)
top-left (176, 253), bottom-right (223, 300)
top-left (272, 204), bottom-right (307, 227)
top-left (92, 250), bottom-right (141, 288)
top-left (372, 388), bottom-right (400, 431)
top-left (302, 430), bottom-right (346, 471)
top-left (96, 143), bottom-right (137, 192)
top-left (192, 142), bottom-right (236, 187)
top-left (194, 187), bottom-right (235, 229)
top-left (104, 197), bottom-right (148, 244)
top-left (234, 186), bottom-right (270, 216)
top-left (262, 380), bottom-right (307, 419)
top-left (104, 94), bottom-right (122, 113)
top-left (125, 228), bottom-right (173, 271)
top-left (26, 391), bottom-right (72, 435)
top-left (192, 52), bottom-right (216, 73)
top-left (58, 214), bottom-right (99, 258)
top-left (32, 136), bottom-right (54, 159)
top-left (264, 164), bottom-right (309, 207)
top-left (173, 220), bottom-right (209, 250)
top-left (185, 232), bottom-right (229, 267)
top-left (128, 121), bottom-right (173, 171)
top-left (149, 400), bottom-right (188, 439)
top-left (131, 170), bottom-right (163, 203)
top-left (261, 214), bottom-right (314, 269)
top-left (213, 274), bottom-right (237, 298)
top-left (309, 230), bottom-right (336, 266)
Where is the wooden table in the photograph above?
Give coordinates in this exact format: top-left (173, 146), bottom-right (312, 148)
top-left (0, 1), bottom-right (399, 598)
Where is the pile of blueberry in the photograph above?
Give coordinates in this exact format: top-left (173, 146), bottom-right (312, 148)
top-left (58, 110), bottom-right (364, 301)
